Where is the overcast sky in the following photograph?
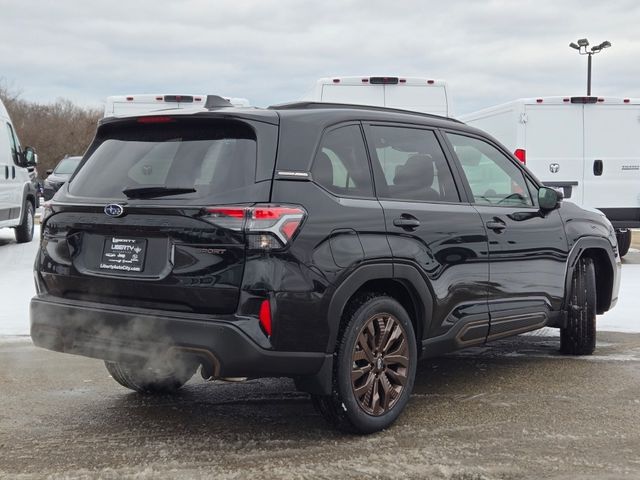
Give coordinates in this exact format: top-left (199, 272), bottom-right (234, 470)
top-left (1, 0), bottom-right (638, 116)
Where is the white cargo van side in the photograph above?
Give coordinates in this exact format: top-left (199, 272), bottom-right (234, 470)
top-left (303, 76), bottom-right (450, 116)
top-left (104, 94), bottom-right (251, 117)
top-left (460, 96), bottom-right (640, 255)
top-left (0, 98), bottom-right (37, 242)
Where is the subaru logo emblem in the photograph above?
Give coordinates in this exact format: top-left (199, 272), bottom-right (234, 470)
top-left (104, 204), bottom-right (125, 217)
top-left (549, 163), bottom-right (560, 173)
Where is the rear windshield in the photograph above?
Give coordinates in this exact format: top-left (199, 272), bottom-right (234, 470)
top-left (54, 156), bottom-right (82, 174)
top-left (69, 118), bottom-right (257, 201)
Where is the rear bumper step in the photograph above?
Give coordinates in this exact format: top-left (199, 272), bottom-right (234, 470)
top-left (30, 295), bottom-right (327, 378)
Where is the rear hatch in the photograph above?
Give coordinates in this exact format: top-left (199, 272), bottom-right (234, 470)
top-left (39, 115), bottom-right (277, 315)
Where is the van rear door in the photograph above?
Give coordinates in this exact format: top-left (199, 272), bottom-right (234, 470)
top-left (384, 84), bottom-right (448, 116)
top-left (524, 104), bottom-right (584, 203)
top-left (582, 104), bottom-right (640, 209)
top-left (320, 83), bottom-right (384, 106)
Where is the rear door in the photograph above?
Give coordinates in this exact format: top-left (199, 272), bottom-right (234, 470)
top-left (582, 104), bottom-right (640, 209)
top-left (364, 123), bottom-right (490, 344)
top-left (320, 83), bottom-right (384, 106)
top-left (39, 116), bottom-right (276, 315)
top-left (384, 86), bottom-right (447, 116)
top-left (524, 104), bottom-right (584, 204)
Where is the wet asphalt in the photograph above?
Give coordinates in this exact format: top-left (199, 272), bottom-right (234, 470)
top-left (1, 331), bottom-right (640, 479)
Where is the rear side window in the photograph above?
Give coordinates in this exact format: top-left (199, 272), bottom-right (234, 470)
top-left (368, 126), bottom-right (460, 203)
top-left (311, 124), bottom-right (373, 197)
top-left (69, 119), bottom-right (257, 201)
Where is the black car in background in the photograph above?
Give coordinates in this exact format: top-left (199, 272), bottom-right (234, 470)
top-left (30, 98), bottom-right (620, 433)
top-left (43, 155), bottom-right (82, 200)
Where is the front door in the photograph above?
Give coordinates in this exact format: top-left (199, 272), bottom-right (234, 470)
top-left (444, 132), bottom-right (570, 340)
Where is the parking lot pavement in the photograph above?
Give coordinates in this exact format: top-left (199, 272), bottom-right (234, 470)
top-left (1, 332), bottom-right (640, 479)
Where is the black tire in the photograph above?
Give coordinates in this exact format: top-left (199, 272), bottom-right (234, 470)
top-left (560, 256), bottom-right (596, 355)
top-left (312, 295), bottom-right (417, 434)
top-left (616, 230), bottom-right (632, 257)
top-left (14, 201), bottom-right (34, 244)
top-left (105, 359), bottom-right (196, 394)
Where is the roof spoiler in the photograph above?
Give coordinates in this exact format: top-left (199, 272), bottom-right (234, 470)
top-left (205, 95), bottom-right (233, 109)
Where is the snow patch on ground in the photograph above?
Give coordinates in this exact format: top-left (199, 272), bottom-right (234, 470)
top-left (1, 227), bottom-right (639, 335)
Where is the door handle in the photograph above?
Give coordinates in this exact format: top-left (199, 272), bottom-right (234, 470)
top-left (4, 166), bottom-right (8, 179)
top-left (486, 219), bottom-right (506, 232)
top-left (593, 160), bottom-right (603, 176)
top-left (393, 216), bottom-right (420, 230)
top-left (11, 166), bottom-right (15, 179)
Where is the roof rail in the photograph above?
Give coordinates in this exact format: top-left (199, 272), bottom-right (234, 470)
top-left (268, 101), bottom-right (461, 123)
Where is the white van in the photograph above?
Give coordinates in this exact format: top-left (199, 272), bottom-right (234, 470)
top-left (459, 96), bottom-right (640, 255)
top-left (0, 98), bottom-right (37, 242)
top-left (104, 94), bottom-right (251, 117)
top-left (303, 76), bottom-right (450, 116)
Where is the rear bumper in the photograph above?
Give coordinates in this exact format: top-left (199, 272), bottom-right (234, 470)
top-left (30, 295), bottom-right (327, 379)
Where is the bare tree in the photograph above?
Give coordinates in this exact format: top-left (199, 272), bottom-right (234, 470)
top-left (0, 80), bottom-right (101, 178)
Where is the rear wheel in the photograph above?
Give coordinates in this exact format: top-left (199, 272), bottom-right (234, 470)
top-left (312, 295), bottom-right (417, 434)
top-left (616, 229), bottom-right (632, 257)
top-left (14, 201), bottom-right (34, 244)
top-left (560, 256), bottom-right (596, 355)
top-left (105, 359), bottom-right (196, 394)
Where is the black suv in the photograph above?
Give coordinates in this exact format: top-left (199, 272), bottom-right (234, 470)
top-left (31, 99), bottom-right (620, 433)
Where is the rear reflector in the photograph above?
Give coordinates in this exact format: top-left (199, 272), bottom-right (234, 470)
top-left (571, 96), bottom-right (598, 104)
top-left (370, 77), bottom-right (399, 85)
top-left (136, 116), bottom-right (174, 124)
top-left (514, 149), bottom-right (526, 164)
top-left (259, 299), bottom-right (272, 336)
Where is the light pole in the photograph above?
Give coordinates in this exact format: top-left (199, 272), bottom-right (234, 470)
top-left (569, 38), bottom-right (612, 96)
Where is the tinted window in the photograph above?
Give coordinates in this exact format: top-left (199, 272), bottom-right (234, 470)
top-left (311, 124), bottom-right (373, 197)
top-left (6, 123), bottom-right (18, 164)
top-left (369, 126), bottom-right (459, 202)
top-left (447, 133), bottom-right (533, 207)
top-left (69, 119), bottom-right (257, 201)
top-left (54, 156), bottom-right (82, 175)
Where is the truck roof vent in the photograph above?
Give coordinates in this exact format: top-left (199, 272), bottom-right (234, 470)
top-left (205, 95), bottom-right (234, 109)
top-left (571, 96), bottom-right (598, 104)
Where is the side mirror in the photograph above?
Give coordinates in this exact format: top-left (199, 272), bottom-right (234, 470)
top-left (45, 169), bottom-right (53, 176)
top-left (538, 186), bottom-right (561, 210)
top-left (23, 146), bottom-right (37, 167)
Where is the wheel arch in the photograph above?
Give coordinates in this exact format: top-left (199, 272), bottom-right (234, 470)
top-left (326, 263), bottom-right (433, 355)
top-left (565, 237), bottom-right (616, 314)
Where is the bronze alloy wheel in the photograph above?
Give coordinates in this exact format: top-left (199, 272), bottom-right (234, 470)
top-left (351, 313), bottom-right (410, 416)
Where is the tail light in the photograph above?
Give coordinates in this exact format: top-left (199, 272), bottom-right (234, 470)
top-left (514, 149), bottom-right (526, 164)
top-left (202, 204), bottom-right (306, 250)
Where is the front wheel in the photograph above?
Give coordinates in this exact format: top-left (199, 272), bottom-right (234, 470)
top-left (616, 230), bottom-right (632, 257)
top-left (313, 295), bottom-right (417, 434)
top-left (560, 256), bottom-right (596, 355)
top-left (14, 201), bottom-right (34, 244)
top-left (105, 359), bottom-right (196, 394)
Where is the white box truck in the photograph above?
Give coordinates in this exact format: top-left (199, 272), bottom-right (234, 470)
top-left (104, 94), bottom-right (250, 117)
top-left (459, 96), bottom-right (640, 256)
top-left (303, 76), bottom-right (450, 116)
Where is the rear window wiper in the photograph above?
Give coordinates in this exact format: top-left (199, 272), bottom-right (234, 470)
top-left (122, 185), bottom-right (196, 199)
